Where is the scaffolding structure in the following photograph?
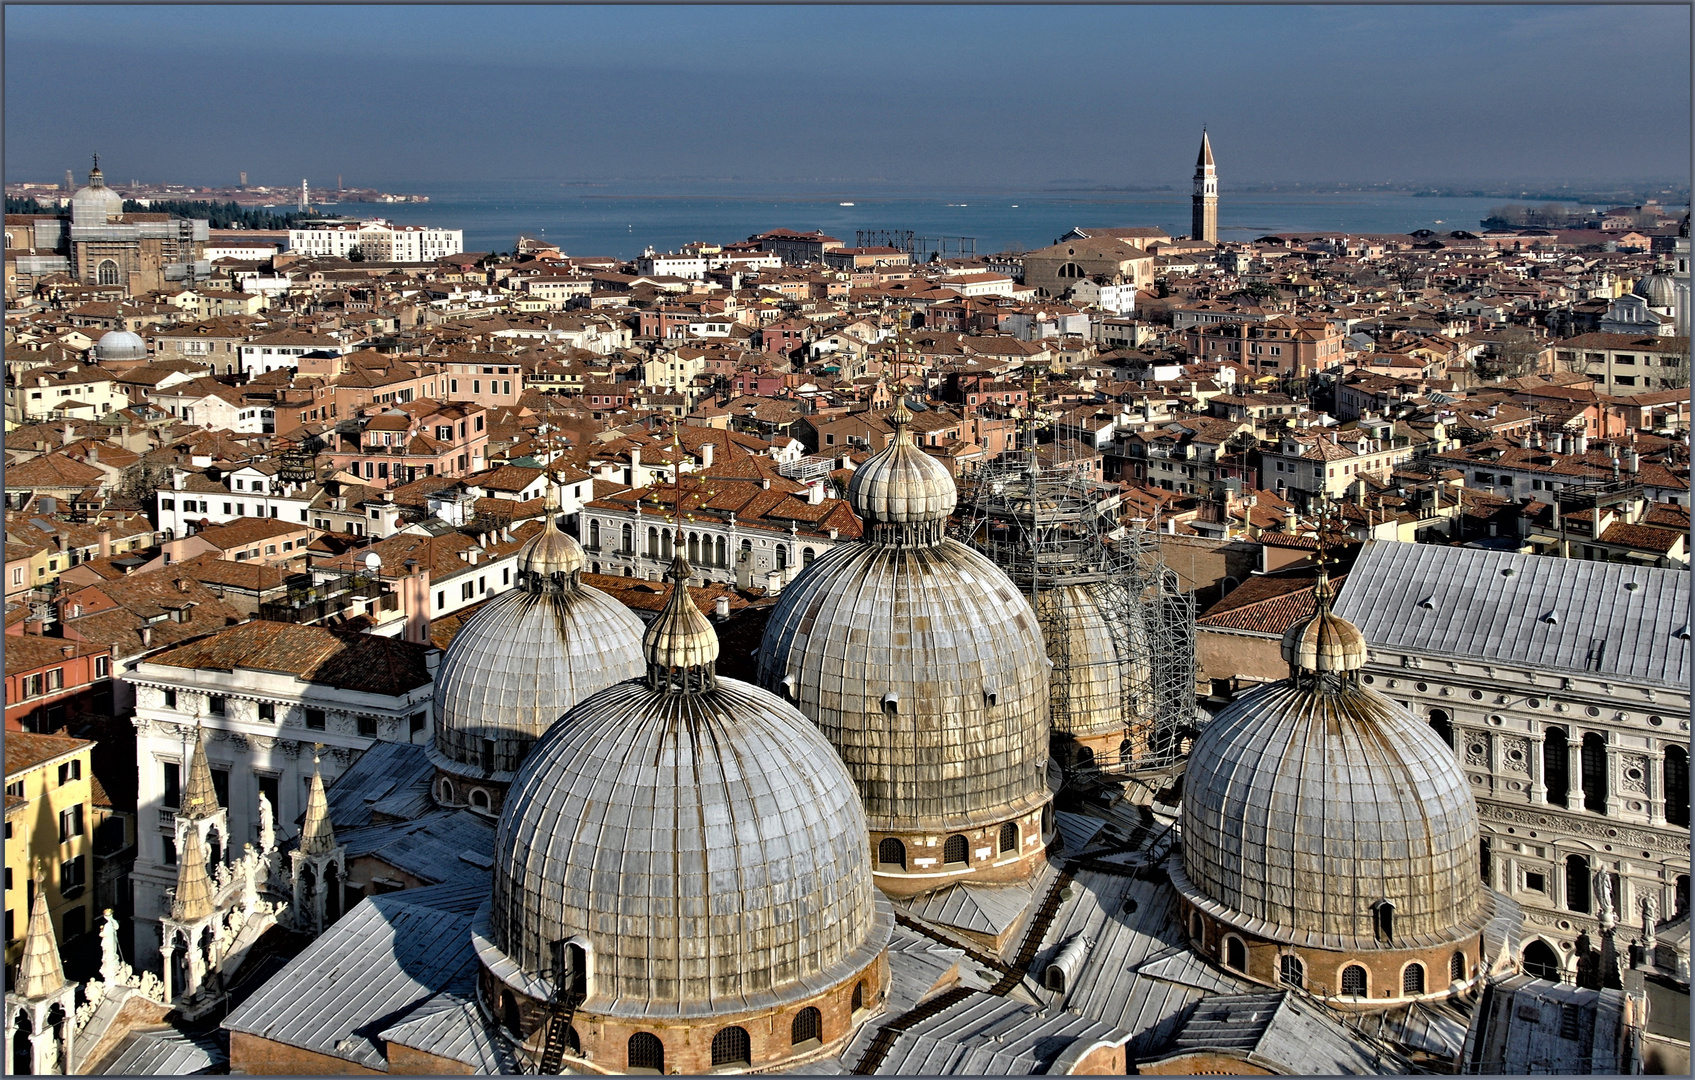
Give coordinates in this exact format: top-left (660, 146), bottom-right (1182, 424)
top-left (954, 448), bottom-right (1199, 779)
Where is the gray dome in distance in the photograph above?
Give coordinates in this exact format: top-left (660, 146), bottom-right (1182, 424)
top-left (430, 514), bottom-right (643, 781)
top-left (95, 330), bottom-right (147, 363)
top-left (758, 407), bottom-right (1052, 835)
top-left (1634, 271), bottom-right (1677, 309)
top-left (71, 164), bottom-right (124, 226)
top-left (490, 560), bottom-right (889, 1016)
top-left (1177, 571), bottom-right (1485, 950)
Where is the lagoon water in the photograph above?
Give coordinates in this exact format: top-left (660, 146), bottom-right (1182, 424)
top-left (315, 179), bottom-right (1511, 259)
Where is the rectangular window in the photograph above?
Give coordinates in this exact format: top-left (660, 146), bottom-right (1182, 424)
top-left (436, 590), bottom-right (445, 609)
top-left (259, 702), bottom-right (275, 720)
top-left (306, 709), bottom-right (326, 730)
top-left (57, 760), bottom-right (81, 786)
top-left (357, 715), bottom-right (378, 737)
top-left (163, 689), bottom-right (177, 710)
top-left (60, 855), bottom-right (86, 896)
top-left (161, 498), bottom-right (175, 510)
top-left (224, 502), bottom-right (233, 515)
top-left (473, 380), bottom-right (481, 394)
top-left (207, 694), bottom-right (227, 717)
top-left (256, 773), bottom-right (280, 824)
top-left (461, 581), bottom-right (475, 601)
top-left (94, 656), bottom-right (108, 679)
top-left (410, 712), bottom-right (426, 736)
top-left (162, 836), bottom-right (177, 866)
top-left (162, 762), bottom-right (181, 809)
top-left (211, 767), bottom-right (230, 810)
top-left (45, 668), bottom-right (62, 692)
top-left (59, 804), bottom-right (83, 842)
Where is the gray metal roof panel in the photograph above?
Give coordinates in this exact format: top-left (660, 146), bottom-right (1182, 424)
top-left (1333, 541), bottom-right (1690, 688)
top-left (323, 740), bottom-right (434, 830)
top-left (96, 1027), bottom-right (224, 1075)
top-left (338, 809), bottom-right (496, 886)
top-left (222, 879), bottom-right (487, 1069)
top-left (377, 993), bottom-right (518, 1073)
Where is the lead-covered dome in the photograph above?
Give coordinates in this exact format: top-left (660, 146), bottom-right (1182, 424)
top-left (485, 559), bottom-right (890, 1017)
top-left (1176, 572), bottom-right (1485, 950)
top-left (430, 512), bottom-right (643, 784)
top-left (95, 330), bottom-right (147, 363)
top-left (71, 163), bottom-right (124, 226)
top-left (1634, 271), bottom-right (1677, 309)
top-left (758, 407), bottom-right (1051, 838)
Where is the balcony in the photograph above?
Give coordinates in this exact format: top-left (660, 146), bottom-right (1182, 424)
top-left (157, 808), bottom-right (177, 833)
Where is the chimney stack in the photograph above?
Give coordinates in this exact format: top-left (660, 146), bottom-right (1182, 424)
top-left (98, 529), bottom-right (111, 559)
top-left (1574, 431), bottom-right (1588, 455)
top-left (700, 442), bottom-right (714, 469)
top-left (713, 595), bottom-right (731, 620)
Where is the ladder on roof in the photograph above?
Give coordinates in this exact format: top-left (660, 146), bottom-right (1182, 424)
top-left (536, 990), bottom-right (583, 1075)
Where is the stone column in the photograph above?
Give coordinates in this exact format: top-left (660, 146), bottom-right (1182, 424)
top-left (1568, 738), bottom-right (1587, 813)
top-left (1646, 748), bottom-right (1666, 825)
top-left (161, 942), bottom-right (175, 1003)
top-left (1529, 729), bottom-right (1547, 804)
top-left (1604, 735), bottom-right (1622, 819)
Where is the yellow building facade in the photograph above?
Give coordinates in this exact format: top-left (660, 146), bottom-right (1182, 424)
top-left (5, 733), bottom-right (96, 971)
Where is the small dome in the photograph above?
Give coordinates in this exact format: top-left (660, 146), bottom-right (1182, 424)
top-left (846, 406), bottom-right (957, 530)
top-left (643, 554), bottom-right (719, 673)
top-left (516, 509), bottom-right (583, 579)
top-left (95, 330), bottom-right (147, 363)
top-left (1634, 271), bottom-right (1677, 309)
top-left (1278, 570), bottom-right (1368, 675)
top-left (430, 545), bottom-right (643, 781)
top-left (490, 645), bottom-right (888, 1017)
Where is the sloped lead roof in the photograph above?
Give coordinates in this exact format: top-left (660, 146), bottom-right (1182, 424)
top-left (1332, 541), bottom-right (1689, 688)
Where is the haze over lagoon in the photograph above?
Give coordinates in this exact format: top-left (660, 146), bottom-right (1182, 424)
top-left (310, 181), bottom-right (1528, 260)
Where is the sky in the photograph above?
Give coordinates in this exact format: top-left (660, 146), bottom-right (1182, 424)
top-left (4, 4), bottom-right (1690, 191)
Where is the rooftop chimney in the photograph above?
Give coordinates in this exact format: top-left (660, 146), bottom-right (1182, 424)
top-left (713, 595), bottom-right (731, 620)
top-left (700, 442), bottom-right (714, 469)
top-left (98, 530), bottom-right (111, 559)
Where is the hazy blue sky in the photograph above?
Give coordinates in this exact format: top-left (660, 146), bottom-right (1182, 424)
top-left (5, 5), bottom-right (1689, 190)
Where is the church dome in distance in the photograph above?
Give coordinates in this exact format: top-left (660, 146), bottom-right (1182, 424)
top-left (1634, 271), bottom-right (1676, 309)
top-left (95, 330), bottom-right (147, 363)
top-left (70, 161), bottom-right (124, 226)
top-left (429, 510), bottom-right (643, 789)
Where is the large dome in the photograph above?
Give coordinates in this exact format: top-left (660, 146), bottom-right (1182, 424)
top-left (1177, 575), bottom-right (1486, 950)
top-left (757, 404), bottom-right (1051, 838)
top-left (70, 164), bottom-right (124, 227)
top-left (430, 514), bottom-right (643, 784)
top-left (1048, 581), bottom-right (1151, 744)
top-left (486, 558), bottom-right (889, 1017)
top-left (95, 330), bottom-right (147, 363)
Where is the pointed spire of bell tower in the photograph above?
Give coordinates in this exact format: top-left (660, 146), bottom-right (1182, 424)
top-left (1191, 127), bottom-right (1219, 245)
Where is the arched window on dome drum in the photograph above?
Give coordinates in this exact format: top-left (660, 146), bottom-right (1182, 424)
top-left (627, 1033), bottom-right (664, 1074)
top-left (711, 1026), bottom-right (751, 1068)
top-left (1279, 953), bottom-right (1303, 988)
top-left (852, 980), bottom-right (865, 1013)
top-left (1451, 951), bottom-right (1467, 983)
top-left (1544, 727), bottom-right (1570, 808)
top-left (621, 523), bottom-right (633, 554)
top-left (791, 1006), bottom-right (822, 1047)
top-left (438, 778), bottom-right (454, 804)
top-left (1566, 854), bottom-right (1591, 913)
top-left (1523, 940), bottom-right (1561, 981)
top-left (1428, 708), bottom-right (1453, 750)
top-left (481, 739), bottom-right (496, 773)
top-left (999, 822), bottom-right (1018, 853)
top-left (501, 990), bottom-right (520, 1034)
top-left (97, 260), bottom-right (119, 286)
top-left (470, 789), bottom-right (489, 811)
top-left (1666, 745), bottom-right (1689, 828)
top-left (1403, 963), bottom-right (1425, 995)
top-left (1581, 733), bottom-right (1608, 814)
top-left (943, 834), bottom-right (968, 866)
top-left (878, 838), bottom-right (906, 868)
top-left (1224, 936), bottom-right (1246, 972)
top-left (1340, 965), bottom-right (1368, 997)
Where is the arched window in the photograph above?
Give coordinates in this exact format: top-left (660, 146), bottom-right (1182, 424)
top-left (878, 838), bottom-right (905, 868)
top-left (1479, 837), bottom-right (1492, 887)
top-left (1676, 875), bottom-right (1689, 918)
top-left (711, 1026), bottom-right (751, 1068)
top-left (1581, 733), bottom-right (1608, 814)
top-left (851, 980), bottom-right (866, 1013)
top-left (621, 523), bottom-right (633, 554)
top-left (776, 545), bottom-right (789, 571)
top-left (661, 531), bottom-right (673, 560)
top-left (438, 778), bottom-right (455, 804)
top-left (1373, 901), bottom-right (1395, 944)
top-left (714, 536), bottom-right (726, 567)
top-left (688, 533), bottom-right (700, 565)
top-left (470, 788), bottom-right (490, 811)
top-left (1544, 727), bottom-right (1570, 807)
top-left (1451, 951), bottom-right (1467, 983)
top-left (565, 1026), bottom-right (581, 1054)
top-left (942, 834), bottom-right (968, 866)
top-left (802, 546), bottom-right (815, 567)
top-left (1340, 964), bottom-right (1368, 996)
top-left (628, 1032), bottom-right (665, 1074)
top-left (1523, 940), bottom-right (1561, 981)
top-left (1565, 854), bottom-right (1591, 913)
top-left (1279, 953), bottom-right (1303, 988)
top-left (791, 1006), bottom-right (822, 1047)
top-left (588, 520), bottom-right (600, 550)
top-left (501, 990), bottom-right (521, 1034)
top-left (563, 941), bottom-right (588, 997)
top-left (1057, 262), bottom-right (1085, 279)
top-left (12, 1010), bottom-right (32, 1076)
top-left (1402, 963), bottom-right (1426, 995)
top-left (1666, 745), bottom-right (1689, 829)
top-left (1224, 936), bottom-right (1246, 972)
top-left (1428, 708), bottom-right (1453, 749)
top-left (97, 259), bottom-right (119, 286)
top-left (647, 527), bottom-right (659, 558)
top-left (999, 822), bottom-right (1018, 853)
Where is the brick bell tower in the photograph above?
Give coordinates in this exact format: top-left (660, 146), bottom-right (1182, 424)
top-left (1192, 128), bottom-right (1218, 244)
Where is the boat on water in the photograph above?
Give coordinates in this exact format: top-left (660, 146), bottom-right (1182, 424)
top-left (839, 201), bottom-right (854, 206)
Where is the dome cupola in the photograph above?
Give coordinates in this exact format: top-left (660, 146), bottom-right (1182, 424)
top-left (428, 499), bottom-right (644, 812)
top-left (95, 330), bottom-right (147, 364)
top-left (758, 393), bottom-right (1054, 897)
top-left (480, 551), bottom-right (891, 1072)
top-left (1279, 567), bottom-right (1369, 680)
top-left (70, 156), bottom-right (124, 227)
top-left (1634, 270), bottom-right (1677, 310)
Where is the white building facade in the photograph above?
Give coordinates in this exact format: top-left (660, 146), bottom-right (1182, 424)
top-left (287, 219), bottom-right (464, 263)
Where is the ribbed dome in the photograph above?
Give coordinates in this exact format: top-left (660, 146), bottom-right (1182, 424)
top-left (757, 538), bottom-right (1052, 834)
top-left (71, 165), bottom-right (124, 227)
top-left (1177, 681), bottom-right (1485, 950)
top-left (430, 553), bottom-right (643, 781)
top-left (1281, 607), bottom-right (1368, 674)
top-left (1049, 581), bottom-right (1151, 740)
top-left (644, 553), bottom-right (719, 674)
top-left (1634, 271), bottom-right (1677, 308)
top-left (488, 674), bottom-right (889, 1017)
top-left (846, 405), bottom-right (958, 532)
top-left (95, 330), bottom-right (147, 363)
